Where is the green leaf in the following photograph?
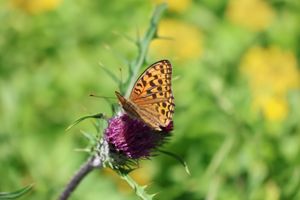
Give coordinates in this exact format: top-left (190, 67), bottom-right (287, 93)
top-left (66, 113), bottom-right (105, 131)
top-left (0, 184), bottom-right (33, 199)
top-left (158, 149), bottom-right (191, 175)
top-left (80, 130), bottom-right (97, 143)
top-left (98, 62), bottom-right (121, 85)
top-left (119, 173), bottom-right (155, 200)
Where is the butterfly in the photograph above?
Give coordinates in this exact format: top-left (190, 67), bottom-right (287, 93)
top-left (115, 60), bottom-right (175, 131)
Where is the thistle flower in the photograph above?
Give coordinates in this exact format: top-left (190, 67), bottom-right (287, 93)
top-left (104, 113), bottom-right (173, 159)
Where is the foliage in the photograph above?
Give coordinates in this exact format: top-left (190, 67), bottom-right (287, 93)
top-left (0, 184), bottom-right (33, 199)
top-left (1, 0), bottom-right (300, 199)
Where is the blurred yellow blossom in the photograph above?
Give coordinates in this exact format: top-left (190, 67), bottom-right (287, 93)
top-left (226, 0), bottom-right (275, 31)
top-left (241, 46), bottom-right (299, 121)
top-left (253, 95), bottom-right (289, 122)
top-left (152, 0), bottom-right (191, 13)
top-left (265, 180), bottom-right (280, 200)
top-left (150, 19), bottom-right (203, 62)
top-left (11, 0), bottom-right (62, 14)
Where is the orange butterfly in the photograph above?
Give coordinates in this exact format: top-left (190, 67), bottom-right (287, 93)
top-left (115, 60), bottom-right (175, 131)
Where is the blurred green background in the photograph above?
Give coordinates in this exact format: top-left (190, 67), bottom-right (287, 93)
top-left (1, 0), bottom-right (300, 199)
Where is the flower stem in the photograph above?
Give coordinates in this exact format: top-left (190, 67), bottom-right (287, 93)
top-left (204, 136), bottom-right (234, 178)
top-left (58, 156), bottom-right (102, 200)
top-left (125, 3), bottom-right (167, 98)
top-left (120, 173), bottom-right (156, 200)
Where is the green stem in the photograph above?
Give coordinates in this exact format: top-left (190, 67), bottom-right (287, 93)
top-left (118, 4), bottom-right (168, 199)
top-left (120, 173), bottom-right (155, 200)
top-left (125, 3), bottom-right (167, 98)
top-left (204, 136), bottom-right (234, 178)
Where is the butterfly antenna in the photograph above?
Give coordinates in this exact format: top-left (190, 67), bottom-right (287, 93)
top-left (89, 94), bottom-right (116, 100)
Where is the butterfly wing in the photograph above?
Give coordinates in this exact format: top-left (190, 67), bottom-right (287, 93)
top-left (129, 60), bottom-right (175, 130)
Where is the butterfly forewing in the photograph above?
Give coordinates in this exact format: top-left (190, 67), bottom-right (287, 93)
top-left (128, 60), bottom-right (174, 130)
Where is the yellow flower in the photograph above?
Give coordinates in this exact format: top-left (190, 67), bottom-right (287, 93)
top-left (11, 0), bottom-right (62, 14)
top-left (241, 46), bottom-right (299, 121)
top-left (226, 0), bottom-right (275, 31)
top-left (149, 19), bottom-right (203, 62)
top-left (265, 180), bottom-right (280, 200)
top-left (152, 0), bottom-right (192, 13)
top-left (253, 95), bottom-right (289, 122)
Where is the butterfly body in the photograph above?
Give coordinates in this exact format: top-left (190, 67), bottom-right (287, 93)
top-left (116, 60), bottom-right (175, 131)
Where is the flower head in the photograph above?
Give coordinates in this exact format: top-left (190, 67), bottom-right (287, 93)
top-left (11, 0), bottom-right (62, 14)
top-left (226, 0), bottom-right (275, 31)
top-left (150, 19), bottom-right (204, 62)
top-left (104, 113), bottom-right (172, 159)
top-left (240, 46), bottom-right (300, 122)
top-left (152, 0), bottom-right (192, 13)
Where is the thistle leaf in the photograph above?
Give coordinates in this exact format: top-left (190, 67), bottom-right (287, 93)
top-left (99, 62), bottom-right (121, 84)
top-left (158, 149), bottom-right (191, 175)
top-left (80, 130), bottom-right (97, 143)
top-left (66, 113), bottom-right (104, 131)
top-left (119, 173), bottom-right (155, 200)
top-left (0, 184), bottom-right (33, 199)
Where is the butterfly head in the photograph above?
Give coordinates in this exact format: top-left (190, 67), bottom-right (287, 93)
top-left (115, 91), bottom-right (126, 106)
top-left (115, 91), bottom-right (142, 120)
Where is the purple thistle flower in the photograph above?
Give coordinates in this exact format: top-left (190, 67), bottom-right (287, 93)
top-left (104, 113), bottom-right (173, 159)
